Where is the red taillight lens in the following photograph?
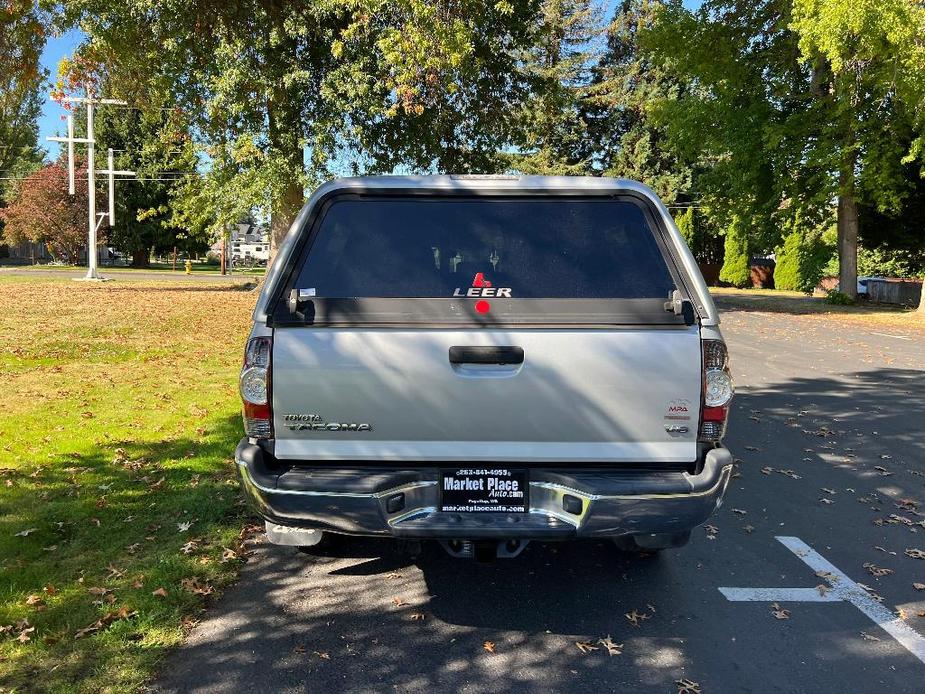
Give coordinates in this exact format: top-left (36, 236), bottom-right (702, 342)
top-left (240, 336), bottom-right (272, 438)
top-left (700, 341), bottom-right (732, 441)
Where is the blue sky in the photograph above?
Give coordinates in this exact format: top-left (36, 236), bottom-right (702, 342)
top-left (39, 29), bottom-right (84, 160)
top-left (39, 1), bottom-right (703, 160)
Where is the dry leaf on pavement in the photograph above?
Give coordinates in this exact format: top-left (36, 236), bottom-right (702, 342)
top-left (863, 562), bottom-right (894, 577)
top-left (598, 635), bottom-right (623, 656)
top-left (770, 603), bottom-right (790, 619)
top-left (676, 678), bottom-right (702, 694)
top-left (575, 640), bottom-right (599, 654)
top-left (483, 641), bottom-right (496, 653)
top-left (625, 609), bottom-right (651, 627)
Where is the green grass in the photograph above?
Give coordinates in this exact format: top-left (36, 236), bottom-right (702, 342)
top-left (0, 277), bottom-right (259, 692)
top-left (0, 263), bottom-right (266, 276)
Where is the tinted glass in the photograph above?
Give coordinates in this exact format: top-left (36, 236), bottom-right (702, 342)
top-left (293, 198), bottom-right (675, 299)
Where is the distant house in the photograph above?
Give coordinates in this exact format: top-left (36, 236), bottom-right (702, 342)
top-left (209, 222), bottom-right (271, 266)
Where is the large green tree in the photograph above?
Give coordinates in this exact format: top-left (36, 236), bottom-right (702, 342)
top-left (59, 0), bottom-right (544, 253)
top-left (88, 99), bottom-right (208, 266)
top-left (506, 0), bottom-right (601, 175)
top-left (588, 0), bottom-right (693, 204)
top-left (0, 1), bottom-right (46, 204)
top-left (790, 0), bottom-right (925, 303)
top-left (646, 0), bottom-right (925, 299)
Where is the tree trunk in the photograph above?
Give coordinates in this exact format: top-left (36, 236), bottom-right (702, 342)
top-left (836, 193), bottom-right (858, 300)
top-left (837, 148), bottom-right (858, 301)
top-left (269, 181), bottom-right (303, 256)
top-left (131, 247), bottom-right (150, 268)
top-left (918, 278), bottom-right (925, 313)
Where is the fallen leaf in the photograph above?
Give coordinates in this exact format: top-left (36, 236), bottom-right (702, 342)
top-left (152, 587), bottom-right (168, 598)
top-left (913, 583), bottom-right (925, 591)
top-left (860, 631), bottom-right (880, 642)
top-left (575, 640), bottom-right (599, 654)
top-left (743, 525), bottom-right (755, 534)
top-left (17, 627), bottom-right (35, 643)
top-left (905, 548), bottom-right (925, 560)
top-left (770, 603), bottom-right (790, 619)
top-left (315, 651), bottom-right (331, 660)
top-left (816, 584), bottom-right (829, 597)
top-left (409, 612), bottom-right (426, 621)
top-left (13, 528), bottom-right (38, 537)
top-left (87, 586), bottom-right (111, 596)
top-left (391, 597), bottom-right (408, 607)
top-left (598, 635), bottom-right (623, 656)
top-left (863, 562), bottom-right (894, 577)
top-left (293, 644), bottom-right (306, 654)
top-left (177, 521), bottom-right (193, 533)
top-left (676, 678), bottom-right (702, 694)
top-left (483, 640), bottom-right (495, 653)
top-left (732, 508), bottom-right (747, 515)
top-left (625, 609), bottom-right (651, 627)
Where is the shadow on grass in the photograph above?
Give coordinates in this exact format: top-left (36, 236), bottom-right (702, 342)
top-left (711, 289), bottom-right (917, 319)
top-left (0, 413), bottom-right (255, 693)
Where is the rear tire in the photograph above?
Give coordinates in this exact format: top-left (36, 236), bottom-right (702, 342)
top-left (613, 531), bottom-right (690, 554)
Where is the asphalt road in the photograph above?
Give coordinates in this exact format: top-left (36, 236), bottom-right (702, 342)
top-left (151, 305), bottom-right (925, 693)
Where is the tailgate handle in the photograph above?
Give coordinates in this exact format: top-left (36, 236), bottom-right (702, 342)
top-left (449, 346), bottom-right (524, 365)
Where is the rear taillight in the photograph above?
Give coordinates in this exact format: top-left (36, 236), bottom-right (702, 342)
top-left (240, 336), bottom-right (272, 438)
top-left (700, 340), bottom-right (733, 441)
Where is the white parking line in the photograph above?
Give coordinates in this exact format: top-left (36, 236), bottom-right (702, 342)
top-left (869, 332), bottom-right (912, 341)
top-left (719, 536), bottom-right (925, 666)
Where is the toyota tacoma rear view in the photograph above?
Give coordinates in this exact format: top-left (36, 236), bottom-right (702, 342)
top-left (236, 175), bottom-right (734, 559)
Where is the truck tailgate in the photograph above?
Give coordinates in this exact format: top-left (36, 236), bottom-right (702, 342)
top-left (272, 327), bottom-right (701, 463)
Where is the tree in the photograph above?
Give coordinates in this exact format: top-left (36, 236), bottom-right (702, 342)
top-left (645, 0), bottom-right (925, 299)
top-left (60, 1), bottom-right (546, 257)
top-left (88, 97), bottom-right (208, 266)
top-left (0, 1), bottom-right (46, 203)
top-left (588, 0), bottom-right (692, 204)
top-left (719, 216), bottom-right (750, 287)
top-left (507, 0), bottom-right (601, 175)
top-left (791, 0), bottom-right (925, 300)
top-left (0, 161), bottom-right (89, 263)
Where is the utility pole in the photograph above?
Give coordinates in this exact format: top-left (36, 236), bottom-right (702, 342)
top-left (47, 88), bottom-right (136, 280)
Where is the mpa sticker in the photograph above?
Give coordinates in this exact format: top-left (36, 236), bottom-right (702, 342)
top-left (665, 399), bottom-right (692, 421)
top-left (452, 273), bottom-right (512, 299)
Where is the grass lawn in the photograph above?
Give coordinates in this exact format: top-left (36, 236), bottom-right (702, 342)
top-left (0, 276), bottom-right (258, 692)
top-left (0, 263), bottom-right (266, 276)
top-left (710, 286), bottom-right (925, 332)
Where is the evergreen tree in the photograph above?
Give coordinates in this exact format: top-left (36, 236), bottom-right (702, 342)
top-left (587, 0), bottom-right (692, 203)
top-left (508, 0), bottom-right (602, 175)
top-left (675, 206), bottom-right (695, 249)
top-left (719, 216), bottom-right (750, 287)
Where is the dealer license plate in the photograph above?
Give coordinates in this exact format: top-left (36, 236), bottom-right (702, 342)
top-left (440, 468), bottom-right (528, 513)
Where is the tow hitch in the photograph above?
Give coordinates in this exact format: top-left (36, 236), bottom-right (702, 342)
top-left (439, 539), bottom-right (530, 561)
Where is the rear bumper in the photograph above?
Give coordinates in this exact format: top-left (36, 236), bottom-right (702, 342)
top-left (235, 439), bottom-right (733, 541)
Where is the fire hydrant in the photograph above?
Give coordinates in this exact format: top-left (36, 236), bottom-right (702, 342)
top-left (184, 259), bottom-right (192, 275)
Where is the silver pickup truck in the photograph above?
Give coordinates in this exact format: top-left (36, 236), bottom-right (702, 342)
top-left (236, 175), bottom-right (734, 560)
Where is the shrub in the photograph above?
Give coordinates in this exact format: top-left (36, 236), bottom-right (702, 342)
top-left (774, 227), bottom-right (835, 292)
top-left (675, 207), bottom-right (696, 249)
top-left (719, 216), bottom-right (750, 287)
top-left (824, 289), bottom-right (854, 305)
